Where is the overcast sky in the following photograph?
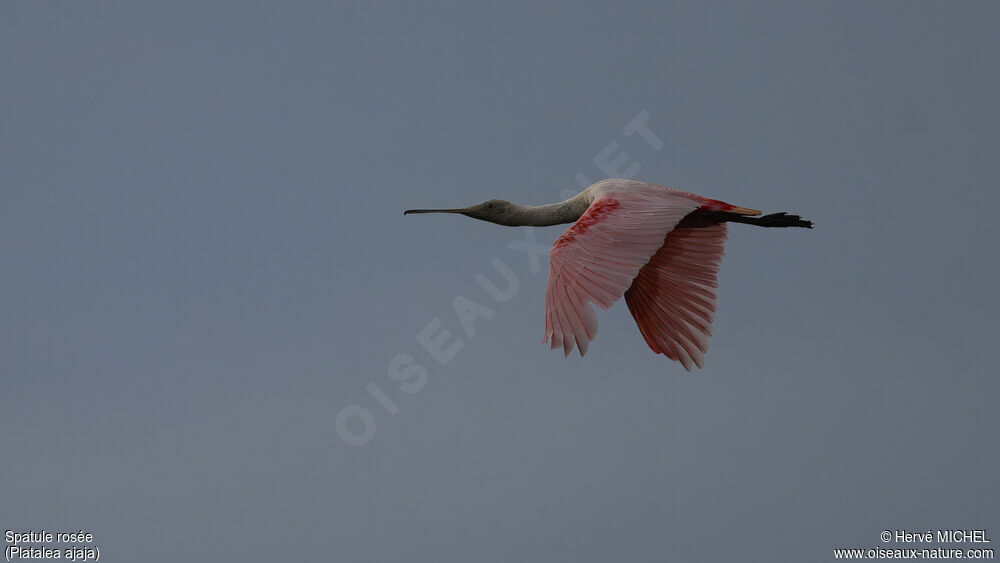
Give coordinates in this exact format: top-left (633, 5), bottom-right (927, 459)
top-left (2, 2), bottom-right (998, 561)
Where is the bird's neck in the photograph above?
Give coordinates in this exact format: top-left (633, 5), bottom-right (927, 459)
top-left (500, 192), bottom-right (593, 227)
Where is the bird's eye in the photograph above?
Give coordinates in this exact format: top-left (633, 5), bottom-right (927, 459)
top-left (486, 203), bottom-right (493, 209)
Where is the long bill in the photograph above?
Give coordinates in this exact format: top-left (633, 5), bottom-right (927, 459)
top-left (403, 208), bottom-right (469, 215)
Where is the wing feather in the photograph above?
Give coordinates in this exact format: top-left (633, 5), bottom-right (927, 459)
top-left (543, 187), bottom-right (701, 356)
top-left (624, 223), bottom-right (728, 370)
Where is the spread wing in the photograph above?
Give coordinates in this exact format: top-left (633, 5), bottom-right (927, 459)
top-left (624, 222), bottom-right (728, 370)
top-left (543, 189), bottom-right (701, 356)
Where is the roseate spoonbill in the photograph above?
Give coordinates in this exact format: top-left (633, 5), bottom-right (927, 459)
top-left (404, 179), bottom-right (811, 369)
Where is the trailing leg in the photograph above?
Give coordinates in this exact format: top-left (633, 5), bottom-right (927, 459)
top-left (729, 212), bottom-right (813, 229)
top-left (677, 210), bottom-right (814, 229)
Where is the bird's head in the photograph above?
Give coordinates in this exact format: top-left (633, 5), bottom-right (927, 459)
top-left (404, 199), bottom-right (517, 226)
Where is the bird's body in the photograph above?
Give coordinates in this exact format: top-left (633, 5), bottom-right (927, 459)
top-left (405, 179), bottom-right (811, 369)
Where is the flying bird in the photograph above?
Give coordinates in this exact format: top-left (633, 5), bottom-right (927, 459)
top-left (405, 179), bottom-right (811, 369)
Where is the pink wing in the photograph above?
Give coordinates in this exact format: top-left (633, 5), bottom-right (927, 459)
top-left (624, 222), bottom-right (728, 370)
top-left (543, 189), bottom-right (701, 356)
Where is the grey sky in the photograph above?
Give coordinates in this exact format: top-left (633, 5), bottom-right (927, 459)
top-left (2, 2), bottom-right (998, 561)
